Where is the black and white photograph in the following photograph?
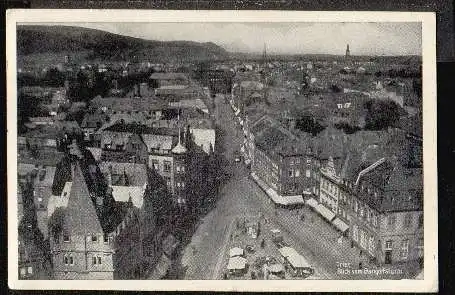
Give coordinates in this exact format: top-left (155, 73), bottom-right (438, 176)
top-left (6, 10), bottom-right (437, 292)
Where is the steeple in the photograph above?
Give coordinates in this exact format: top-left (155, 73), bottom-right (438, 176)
top-left (345, 44), bottom-right (351, 58)
top-left (172, 102), bottom-right (187, 154)
top-left (64, 162), bottom-right (103, 236)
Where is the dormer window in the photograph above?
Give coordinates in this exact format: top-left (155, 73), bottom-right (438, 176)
top-left (91, 235), bottom-right (98, 242)
top-left (63, 235), bottom-right (70, 242)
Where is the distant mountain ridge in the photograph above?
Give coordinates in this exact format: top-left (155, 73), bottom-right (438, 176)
top-left (17, 25), bottom-right (230, 62)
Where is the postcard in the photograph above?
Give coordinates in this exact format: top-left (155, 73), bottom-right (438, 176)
top-left (7, 9), bottom-right (438, 292)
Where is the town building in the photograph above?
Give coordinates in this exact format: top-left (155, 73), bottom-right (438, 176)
top-left (202, 69), bottom-right (234, 94)
top-left (49, 163), bottom-right (115, 280)
top-left (150, 72), bottom-right (189, 88)
top-left (18, 232), bottom-right (52, 279)
top-left (251, 121), bottom-right (315, 206)
top-left (346, 159), bottom-right (423, 265)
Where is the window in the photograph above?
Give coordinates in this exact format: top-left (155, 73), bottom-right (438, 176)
top-left (354, 200), bottom-right (358, 213)
top-left (385, 240), bottom-right (393, 250)
top-left (91, 235), bottom-right (98, 242)
top-left (176, 166), bottom-right (181, 172)
top-left (306, 158), bottom-right (311, 164)
top-left (104, 234), bottom-right (109, 244)
top-left (92, 256), bottom-right (97, 265)
top-left (417, 238), bottom-right (424, 257)
top-left (63, 235), bottom-right (70, 242)
top-left (166, 178), bottom-right (172, 188)
top-left (360, 231), bottom-right (367, 249)
top-left (288, 169), bottom-right (294, 177)
top-left (181, 166), bottom-right (185, 173)
top-left (69, 255), bottom-right (74, 265)
top-left (368, 236), bottom-right (375, 254)
top-left (20, 268), bottom-right (26, 276)
top-left (404, 213), bottom-right (413, 228)
top-left (152, 160), bottom-right (159, 170)
top-left (352, 224), bottom-right (358, 242)
top-left (289, 159), bottom-right (294, 166)
top-left (400, 239), bottom-right (409, 260)
top-left (181, 182), bottom-right (185, 189)
top-left (295, 169), bottom-right (300, 177)
top-left (97, 256), bottom-right (102, 265)
top-left (64, 255), bottom-right (69, 265)
top-left (177, 182), bottom-right (181, 188)
top-left (387, 215), bottom-right (396, 229)
top-left (295, 158), bottom-right (300, 164)
top-left (163, 161), bottom-right (172, 173)
top-left (306, 169), bottom-right (311, 178)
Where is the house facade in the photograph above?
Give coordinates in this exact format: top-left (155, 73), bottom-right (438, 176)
top-left (49, 163), bottom-right (115, 280)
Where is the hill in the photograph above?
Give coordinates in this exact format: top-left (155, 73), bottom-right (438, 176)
top-left (17, 25), bottom-right (230, 63)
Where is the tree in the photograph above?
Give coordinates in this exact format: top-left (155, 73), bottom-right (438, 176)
top-left (48, 207), bottom-right (66, 243)
top-left (364, 99), bottom-right (401, 130)
top-left (295, 114), bottom-right (325, 136)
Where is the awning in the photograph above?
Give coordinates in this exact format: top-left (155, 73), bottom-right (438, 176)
top-left (251, 173), bottom-right (304, 206)
top-left (305, 198), bottom-right (319, 209)
top-left (227, 256), bottom-right (247, 270)
top-left (279, 247), bottom-right (311, 269)
top-left (332, 218), bottom-right (349, 233)
top-left (284, 195), bottom-right (305, 205)
top-left (229, 247), bottom-right (244, 258)
top-left (315, 204), bottom-right (336, 222)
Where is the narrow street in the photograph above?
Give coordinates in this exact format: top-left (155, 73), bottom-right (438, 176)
top-left (180, 94), bottom-right (410, 280)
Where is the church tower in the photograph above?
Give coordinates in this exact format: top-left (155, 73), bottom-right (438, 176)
top-left (171, 106), bottom-right (188, 211)
top-left (345, 44), bottom-right (351, 58)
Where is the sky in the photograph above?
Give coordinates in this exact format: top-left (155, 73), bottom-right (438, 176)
top-left (39, 22), bottom-right (422, 56)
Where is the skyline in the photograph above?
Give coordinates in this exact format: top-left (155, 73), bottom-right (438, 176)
top-left (24, 22), bottom-right (422, 56)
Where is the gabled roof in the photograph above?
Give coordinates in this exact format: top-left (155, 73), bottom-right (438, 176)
top-left (99, 162), bottom-right (148, 187)
top-left (142, 134), bottom-right (174, 151)
top-left (63, 163), bottom-right (103, 236)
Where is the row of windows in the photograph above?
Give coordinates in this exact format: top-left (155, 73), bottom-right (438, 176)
top-left (387, 213), bottom-right (423, 230)
top-left (61, 234), bottom-right (109, 244)
top-left (288, 168), bottom-right (311, 178)
top-left (63, 255), bottom-right (104, 266)
top-left (19, 266), bottom-right (33, 276)
top-left (352, 224), bottom-right (376, 254)
top-left (385, 239), bottom-right (411, 260)
top-left (352, 200), bottom-right (379, 227)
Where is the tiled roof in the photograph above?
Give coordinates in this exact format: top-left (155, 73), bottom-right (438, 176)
top-left (90, 97), bottom-right (166, 112)
top-left (99, 162), bottom-right (148, 187)
top-left (356, 160), bottom-right (423, 212)
top-left (63, 163), bottom-right (103, 236)
top-left (150, 72), bottom-right (188, 80)
top-left (142, 134), bottom-right (174, 151)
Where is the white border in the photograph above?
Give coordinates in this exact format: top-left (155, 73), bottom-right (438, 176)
top-left (6, 9), bottom-right (438, 292)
